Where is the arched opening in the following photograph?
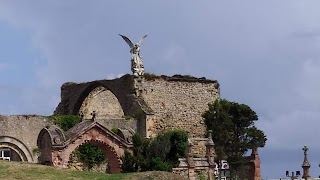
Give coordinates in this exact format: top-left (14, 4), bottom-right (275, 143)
top-left (68, 140), bottom-right (121, 173)
top-left (37, 129), bottom-right (53, 165)
top-left (69, 142), bottom-right (107, 172)
top-left (79, 86), bottom-right (125, 119)
top-left (0, 136), bottom-right (33, 162)
top-left (0, 147), bottom-right (22, 161)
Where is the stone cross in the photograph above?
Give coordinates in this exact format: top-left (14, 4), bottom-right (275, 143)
top-left (302, 146), bottom-right (308, 156)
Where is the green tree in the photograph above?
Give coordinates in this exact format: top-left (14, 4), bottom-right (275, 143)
top-left (202, 99), bottom-right (267, 177)
top-left (121, 130), bottom-right (188, 172)
top-left (148, 129), bottom-right (188, 166)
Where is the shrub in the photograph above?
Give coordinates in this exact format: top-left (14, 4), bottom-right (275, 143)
top-left (48, 115), bottom-right (80, 131)
top-left (76, 143), bottom-right (105, 170)
top-left (121, 150), bottom-right (137, 172)
top-left (149, 157), bottom-right (172, 172)
top-left (121, 129), bottom-right (188, 172)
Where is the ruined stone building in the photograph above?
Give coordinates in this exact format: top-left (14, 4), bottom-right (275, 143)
top-left (0, 73), bottom-right (260, 179)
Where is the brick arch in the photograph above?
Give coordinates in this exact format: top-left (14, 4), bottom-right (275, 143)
top-left (74, 139), bottom-right (121, 173)
top-left (0, 136), bottom-right (33, 162)
top-left (51, 125), bottom-right (129, 173)
top-left (72, 82), bottom-right (126, 116)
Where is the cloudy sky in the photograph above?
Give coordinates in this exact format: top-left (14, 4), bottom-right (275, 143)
top-left (1, 1), bottom-right (320, 178)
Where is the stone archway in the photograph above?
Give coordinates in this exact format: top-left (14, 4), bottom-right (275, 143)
top-left (69, 139), bottom-right (121, 173)
top-left (79, 86), bottom-right (125, 119)
top-left (0, 136), bottom-right (33, 162)
top-left (47, 121), bottom-right (132, 173)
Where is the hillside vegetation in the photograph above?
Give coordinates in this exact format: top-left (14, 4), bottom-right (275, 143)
top-left (0, 160), bottom-right (185, 180)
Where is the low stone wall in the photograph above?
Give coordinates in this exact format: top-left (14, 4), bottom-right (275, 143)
top-left (0, 115), bottom-right (54, 162)
top-left (172, 158), bottom-right (215, 180)
top-left (95, 118), bottom-right (137, 132)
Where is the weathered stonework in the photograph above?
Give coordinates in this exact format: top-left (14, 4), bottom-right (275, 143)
top-left (54, 75), bottom-right (137, 116)
top-left (95, 119), bottom-right (137, 133)
top-left (80, 86), bottom-right (124, 119)
top-left (67, 74), bottom-right (219, 140)
top-left (140, 77), bottom-right (219, 139)
top-left (54, 74), bottom-right (220, 156)
top-left (190, 138), bottom-right (207, 158)
top-left (0, 115), bottom-right (54, 162)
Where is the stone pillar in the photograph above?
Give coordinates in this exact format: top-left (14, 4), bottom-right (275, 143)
top-left (249, 148), bottom-right (261, 180)
top-left (133, 76), bottom-right (144, 97)
top-left (302, 146), bottom-right (311, 180)
top-left (205, 130), bottom-right (215, 163)
top-left (186, 138), bottom-right (195, 180)
top-left (206, 130), bottom-right (215, 180)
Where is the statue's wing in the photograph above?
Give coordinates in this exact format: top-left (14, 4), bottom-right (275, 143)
top-left (119, 34), bottom-right (134, 48)
top-left (138, 34), bottom-right (148, 46)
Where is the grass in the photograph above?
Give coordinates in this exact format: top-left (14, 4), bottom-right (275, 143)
top-left (0, 160), bottom-right (186, 180)
top-left (0, 160), bottom-right (126, 180)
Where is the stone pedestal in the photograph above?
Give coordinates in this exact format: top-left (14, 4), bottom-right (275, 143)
top-left (302, 146), bottom-right (311, 180)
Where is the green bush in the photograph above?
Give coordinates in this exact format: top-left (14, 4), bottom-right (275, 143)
top-left (76, 143), bottom-right (105, 170)
top-left (121, 150), bottom-right (137, 172)
top-left (149, 157), bottom-right (172, 172)
top-left (121, 129), bottom-right (187, 172)
top-left (48, 115), bottom-right (80, 131)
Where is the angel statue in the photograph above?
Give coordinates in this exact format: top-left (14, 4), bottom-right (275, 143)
top-left (119, 34), bottom-right (147, 77)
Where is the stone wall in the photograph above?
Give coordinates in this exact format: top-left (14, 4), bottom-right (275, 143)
top-left (139, 76), bottom-right (220, 139)
top-left (0, 115), bottom-right (54, 162)
top-left (54, 74), bottom-right (220, 154)
top-left (95, 118), bottom-right (137, 132)
top-left (190, 138), bottom-right (208, 157)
